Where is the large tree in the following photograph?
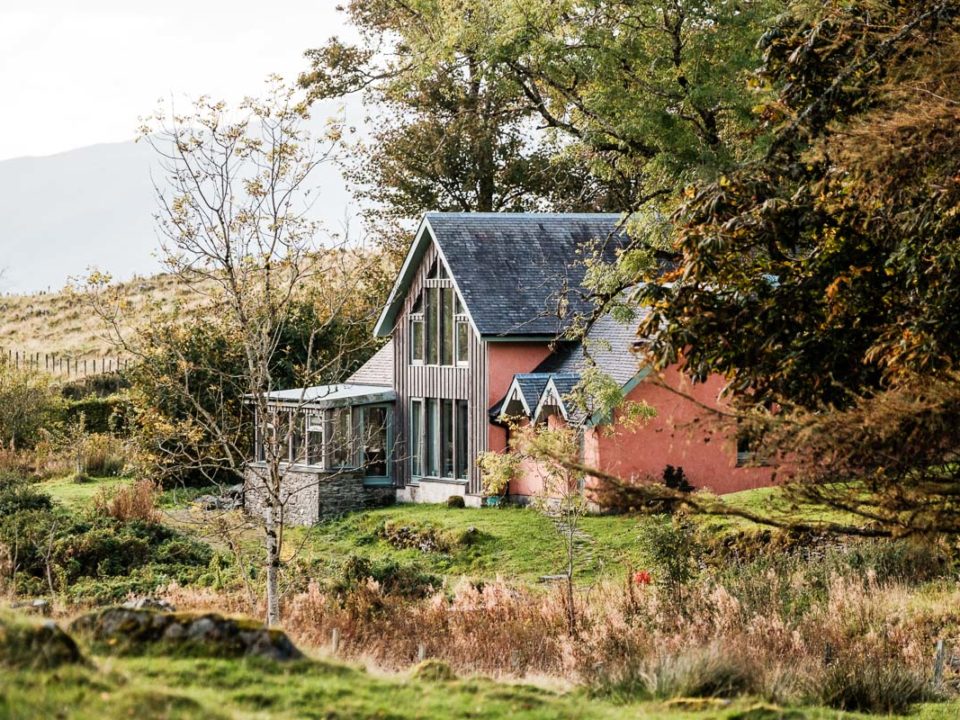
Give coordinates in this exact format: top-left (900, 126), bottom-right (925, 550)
top-left (622, 1), bottom-right (960, 536)
top-left (300, 0), bottom-right (630, 262)
top-left (638, 0), bottom-right (960, 409)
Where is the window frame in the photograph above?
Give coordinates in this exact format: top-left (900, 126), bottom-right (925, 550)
top-left (411, 396), bottom-right (470, 483)
top-left (353, 404), bottom-right (391, 479)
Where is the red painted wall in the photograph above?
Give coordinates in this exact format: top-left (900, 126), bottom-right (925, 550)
top-left (507, 364), bottom-right (775, 498)
top-left (485, 342), bottom-right (553, 454)
top-left (587, 366), bottom-right (774, 495)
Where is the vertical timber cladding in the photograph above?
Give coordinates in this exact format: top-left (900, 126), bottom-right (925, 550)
top-left (392, 239), bottom-right (487, 493)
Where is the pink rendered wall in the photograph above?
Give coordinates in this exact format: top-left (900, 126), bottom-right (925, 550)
top-left (485, 342), bottom-right (553, 454)
top-left (586, 365), bottom-right (774, 495)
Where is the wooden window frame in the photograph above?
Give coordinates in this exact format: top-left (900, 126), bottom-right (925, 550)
top-left (413, 396), bottom-right (470, 483)
top-left (410, 398), bottom-right (424, 481)
top-left (353, 404), bottom-right (392, 479)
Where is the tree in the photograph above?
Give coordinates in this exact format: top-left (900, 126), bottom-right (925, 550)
top-left (637, 1), bottom-right (960, 409)
top-left (0, 360), bottom-right (58, 450)
top-left (300, 0), bottom-right (625, 264)
top-left (619, 1), bottom-right (960, 538)
top-left (89, 79), bottom-right (378, 626)
top-left (480, 422), bottom-right (588, 634)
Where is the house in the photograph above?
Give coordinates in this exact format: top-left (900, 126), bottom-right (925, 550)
top-left (244, 213), bottom-right (774, 524)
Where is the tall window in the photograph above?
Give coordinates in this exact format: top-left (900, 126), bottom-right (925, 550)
top-left (410, 294), bottom-right (424, 364)
top-left (426, 288), bottom-right (439, 365)
top-left (327, 407), bottom-right (353, 468)
top-left (426, 398), bottom-right (438, 477)
top-left (306, 413), bottom-right (324, 466)
top-left (289, 411), bottom-right (304, 463)
top-left (410, 400), bottom-right (423, 477)
top-left (410, 397), bottom-right (470, 481)
top-left (455, 400), bottom-right (468, 479)
top-left (417, 260), bottom-right (464, 368)
top-left (356, 406), bottom-right (388, 477)
top-left (455, 296), bottom-right (469, 365)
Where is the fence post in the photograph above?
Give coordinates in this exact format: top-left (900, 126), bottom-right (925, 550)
top-left (331, 628), bottom-right (340, 655)
top-left (933, 638), bottom-right (946, 690)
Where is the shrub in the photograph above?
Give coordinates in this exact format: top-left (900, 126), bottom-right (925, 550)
top-left (62, 395), bottom-right (129, 435)
top-left (93, 479), bottom-right (159, 523)
top-left (0, 476), bottom-right (52, 515)
top-left (446, 495), bottom-right (466, 509)
top-left (815, 653), bottom-right (934, 714)
top-left (332, 555), bottom-right (439, 600)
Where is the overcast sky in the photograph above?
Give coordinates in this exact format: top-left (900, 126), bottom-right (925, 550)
top-left (0, 1), bottom-right (358, 161)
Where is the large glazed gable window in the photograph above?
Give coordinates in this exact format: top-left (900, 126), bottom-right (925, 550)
top-left (417, 258), bottom-right (468, 368)
top-left (410, 396), bottom-right (469, 482)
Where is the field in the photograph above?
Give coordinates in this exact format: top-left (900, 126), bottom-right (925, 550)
top-left (11, 475), bottom-right (958, 719)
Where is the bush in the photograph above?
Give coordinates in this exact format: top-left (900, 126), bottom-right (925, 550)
top-left (446, 495), bottom-right (466, 509)
top-left (93, 479), bottom-right (159, 523)
top-left (332, 555), bottom-right (439, 600)
top-left (815, 653), bottom-right (934, 714)
top-left (0, 475), bottom-right (53, 515)
top-left (62, 395), bottom-right (129, 435)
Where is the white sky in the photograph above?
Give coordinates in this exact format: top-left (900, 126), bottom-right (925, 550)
top-left (0, 0), bottom-right (357, 161)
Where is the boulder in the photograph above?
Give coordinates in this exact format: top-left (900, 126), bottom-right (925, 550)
top-left (122, 597), bottom-right (176, 612)
top-left (69, 607), bottom-right (302, 662)
top-left (0, 615), bottom-right (85, 669)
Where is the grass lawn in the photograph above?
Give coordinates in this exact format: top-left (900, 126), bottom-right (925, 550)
top-left (40, 474), bottom-right (129, 510)
top-left (2, 650), bottom-right (954, 720)
top-left (283, 503), bottom-right (652, 586)
top-left (35, 474), bottom-right (865, 590)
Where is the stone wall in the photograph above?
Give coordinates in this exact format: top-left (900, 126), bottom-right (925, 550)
top-left (244, 465), bottom-right (395, 526)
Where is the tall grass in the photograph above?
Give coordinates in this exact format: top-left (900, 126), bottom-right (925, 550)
top-left (93, 479), bottom-right (160, 523)
top-left (162, 540), bottom-right (953, 713)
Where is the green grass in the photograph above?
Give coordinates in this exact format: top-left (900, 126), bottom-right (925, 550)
top-left (2, 649), bottom-right (952, 720)
top-left (40, 474), bottom-right (128, 510)
top-left (283, 504), bottom-right (651, 586)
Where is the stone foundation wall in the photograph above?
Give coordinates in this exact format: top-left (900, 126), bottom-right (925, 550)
top-left (244, 465), bottom-right (394, 526)
top-left (396, 480), bottom-right (482, 508)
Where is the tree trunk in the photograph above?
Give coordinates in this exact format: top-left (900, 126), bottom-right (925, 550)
top-left (566, 513), bottom-right (577, 635)
top-left (264, 501), bottom-right (281, 627)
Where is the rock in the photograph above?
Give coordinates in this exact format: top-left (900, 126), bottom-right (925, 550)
top-left (69, 607), bottom-right (302, 662)
top-left (225, 483), bottom-right (244, 498)
top-left (194, 493), bottom-right (242, 511)
top-left (411, 658), bottom-right (456, 682)
top-left (10, 598), bottom-right (52, 616)
top-left (122, 597), bottom-right (176, 612)
top-left (0, 615), bottom-right (84, 669)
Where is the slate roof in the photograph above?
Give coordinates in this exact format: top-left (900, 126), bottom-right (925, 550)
top-left (347, 340), bottom-right (394, 386)
top-left (489, 309), bottom-right (647, 423)
top-left (375, 213), bottom-right (630, 338)
top-left (533, 310), bottom-right (646, 386)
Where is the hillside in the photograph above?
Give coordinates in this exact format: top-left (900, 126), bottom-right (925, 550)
top-left (0, 272), bottom-right (199, 359)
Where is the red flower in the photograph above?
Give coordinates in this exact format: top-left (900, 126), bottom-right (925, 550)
top-left (633, 570), bottom-right (652, 585)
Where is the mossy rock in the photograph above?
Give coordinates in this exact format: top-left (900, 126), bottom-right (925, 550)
top-left (0, 613), bottom-right (85, 669)
top-left (69, 607), bottom-right (302, 662)
top-left (411, 658), bottom-right (456, 682)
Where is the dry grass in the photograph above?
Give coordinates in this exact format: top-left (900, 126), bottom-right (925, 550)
top-left (161, 560), bottom-right (957, 713)
top-left (92, 478), bottom-right (160, 523)
top-left (0, 272), bottom-right (204, 358)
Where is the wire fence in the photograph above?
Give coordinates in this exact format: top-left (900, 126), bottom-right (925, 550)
top-left (1, 349), bottom-right (131, 378)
